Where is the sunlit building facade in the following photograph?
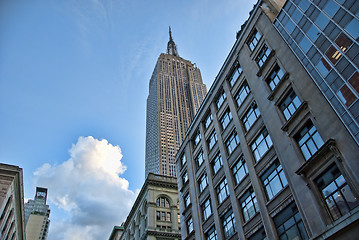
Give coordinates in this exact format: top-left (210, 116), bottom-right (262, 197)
top-left (176, 0), bottom-right (359, 239)
top-left (145, 28), bottom-right (207, 177)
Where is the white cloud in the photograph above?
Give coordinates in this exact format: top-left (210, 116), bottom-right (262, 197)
top-left (33, 136), bottom-right (137, 240)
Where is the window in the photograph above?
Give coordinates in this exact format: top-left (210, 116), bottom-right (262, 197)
top-left (205, 112), bottom-right (213, 129)
top-left (236, 81), bottom-right (250, 107)
top-left (225, 131), bottom-right (240, 155)
top-left (273, 202), bottom-right (308, 240)
top-left (280, 89), bottom-right (302, 120)
top-left (206, 227), bottom-right (217, 240)
top-left (233, 157), bottom-right (248, 185)
top-left (220, 109), bottom-right (232, 130)
top-left (315, 165), bottom-right (359, 220)
top-left (199, 172), bottom-right (208, 192)
top-left (248, 227), bottom-right (267, 240)
top-left (229, 64), bottom-right (243, 87)
top-left (222, 209), bottom-right (236, 239)
top-left (242, 103), bottom-right (261, 131)
top-left (194, 131), bottom-right (201, 146)
top-left (216, 90), bottom-right (226, 109)
top-left (211, 153), bottom-right (223, 175)
top-left (202, 198), bottom-right (212, 221)
top-left (184, 193), bottom-right (191, 208)
top-left (208, 131), bottom-right (218, 150)
top-left (216, 178), bottom-right (229, 204)
top-left (186, 217), bottom-right (193, 234)
top-left (240, 188), bottom-right (259, 222)
top-left (181, 154), bottom-right (186, 167)
top-left (251, 128), bottom-right (273, 161)
top-left (266, 64), bottom-right (285, 91)
top-left (248, 29), bottom-right (262, 51)
top-left (255, 44), bottom-right (271, 67)
top-left (157, 197), bottom-right (170, 208)
top-left (157, 211), bottom-right (171, 221)
top-left (182, 171), bottom-right (189, 185)
top-left (261, 160), bottom-right (288, 200)
top-left (195, 150), bottom-right (205, 169)
top-left (294, 121), bottom-right (324, 160)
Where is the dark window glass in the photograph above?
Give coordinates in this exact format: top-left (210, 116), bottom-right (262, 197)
top-left (298, 0), bottom-right (310, 12)
top-left (266, 64), bottom-right (285, 91)
top-left (240, 188), bottom-right (259, 222)
top-left (248, 29), bottom-right (262, 51)
top-left (323, 0), bottom-right (340, 17)
top-left (233, 157), bottom-right (248, 185)
top-left (299, 36), bottom-right (312, 53)
top-left (315, 164), bottom-right (359, 220)
top-left (280, 89), bottom-right (302, 120)
top-left (242, 103), bottom-right (261, 131)
top-left (294, 121), bottom-right (324, 160)
top-left (307, 24), bottom-right (320, 42)
top-left (315, 12), bottom-right (330, 30)
top-left (248, 227), bottom-right (267, 240)
top-left (251, 128), bottom-right (273, 161)
top-left (261, 160), bottom-right (288, 200)
top-left (345, 18), bottom-right (359, 40)
top-left (255, 44), bottom-right (271, 67)
top-left (316, 58), bottom-right (331, 77)
top-left (236, 81), bottom-right (250, 106)
top-left (222, 209), bottom-right (236, 239)
top-left (273, 202), bottom-right (308, 240)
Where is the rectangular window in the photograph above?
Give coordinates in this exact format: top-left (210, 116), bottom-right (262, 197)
top-left (222, 209), bottom-right (236, 239)
top-left (315, 165), bottom-right (359, 220)
top-left (255, 44), bottom-right (271, 67)
top-left (205, 112), bottom-right (213, 129)
top-left (181, 154), bottom-right (186, 167)
top-left (229, 64), bottom-right (243, 87)
top-left (233, 157), bottom-right (248, 185)
top-left (248, 29), bottom-right (262, 51)
top-left (166, 212), bottom-right (171, 222)
top-left (220, 109), bottom-right (233, 130)
top-left (216, 90), bottom-right (226, 109)
top-left (199, 172), bottom-right (208, 192)
top-left (208, 131), bottom-right (218, 151)
top-left (251, 128), bottom-right (273, 161)
top-left (225, 131), bottom-right (240, 155)
top-left (212, 153), bottom-right (223, 175)
top-left (248, 227), bottom-right (267, 240)
top-left (156, 211), bottom-right (160, 220)
top-left (240, 188), bottom-right (259, 222)
top-left (195, 150), bottom-right (204, 169)
top-left (216, 178), bottom-right (229, 204)
top-left (236, 81), bottom-right (250, 107)
top-left (294, 121), bottom-right (324, 160)
top-left (206, 227), bottom-right (217, 240)
top-left (261, 160), bottom-right (288, 200)
top-left (242, 103), bottom-right (261, 131)
top-left (273, 202), bottom-right (308, 240)
top-left (280, 89), bottom-right (302, 120)
top-left (202, 198), bottom-right (212, 221)
top-left (182, 171), bottom-right (189, 185)
top-left (266, 64), bottom-right (285, 91)
top-left (186, 217), bottom-right (193, 234)
top-left (184, 193), bottom-right (190, 208)
top-left (194, 131), bottom-right (201, 146)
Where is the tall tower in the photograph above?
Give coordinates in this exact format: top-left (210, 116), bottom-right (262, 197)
top-left (145, 28), bottom-right (207, 177)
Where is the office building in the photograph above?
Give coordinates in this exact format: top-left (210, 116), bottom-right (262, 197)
top-left (25, 187), bottom-right (50, 240)
top-left (0, 164), bottom-right (26, 240)
top-left (176, 0), bottom-right (359, 239)
top-left (145, 27), bottom-right (207, 177)
top-left (118, 173), bottom-right (181, 240)
top-left (108, 225), bottom-right (125, 240)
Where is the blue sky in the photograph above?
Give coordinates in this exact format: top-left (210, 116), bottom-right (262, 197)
top-left (1, 0), bottom-right (257, 239)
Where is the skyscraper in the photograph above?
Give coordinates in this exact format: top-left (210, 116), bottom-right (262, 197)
top-left (25, 187), bottom-right (50, 240)
top-left (145, 27), bottom-right (207, 177)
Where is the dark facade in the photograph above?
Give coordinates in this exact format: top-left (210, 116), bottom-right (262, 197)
top-left (175, 0), bottom-right (359, 240)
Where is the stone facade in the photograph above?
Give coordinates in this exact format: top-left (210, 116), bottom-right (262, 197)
top-left (176, 0), bottom-right (359, 239)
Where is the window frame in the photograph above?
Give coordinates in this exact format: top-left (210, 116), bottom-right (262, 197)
top-left (207, 131), bottom-right (218, 151)
top-left (294, 121), bottom-right (324, 160)
top-left (235, 80), bottom-right (251, 107)
top-left (261, 160), bottom-right (288, 200)
top-left (222, 209), bottom-right (236, 239)
top-left (220, 108), bottom-right (233, 130)
top-left (216, 89), bottom-right (226, 109)
top-left (229, 64), bottom-right (243, 87)
top-left (266, 63), bottom-right (285, 91)
top-left (242, 102), bottom-right (261, 131)
top-left (199, 172), bottom-right (208, 193)
top-left (279, 89), bottom-right (302, 121)
top-left (233, 156), bottom-right (248, 185)
top-left (211, 152), bottom-right (223, 175)
top-left (225, 130), bottom-right (240, 155)
top-left (205, 112), bottom-right (213, 129)
top-left (255, 44), bottom-right (271, 67)
top-left (251, 128), bottom-right (273, 162)
top-left (195, 150), bottom-right (205, 169)
top-left (216, 178), bottom-right (229, 204)
top-left (247, 28), bottom-right (262, 51)
top-left (202, 198), bottom-right (212, 221)
top-left (240, 187), bottom-right (259, 222)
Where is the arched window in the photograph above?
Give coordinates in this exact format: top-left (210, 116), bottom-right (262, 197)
top-left (156, 196), bottom-right (170, 208)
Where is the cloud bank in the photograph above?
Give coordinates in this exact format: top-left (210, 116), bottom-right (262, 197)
top-left (33, 136), bottom-right (137, 240)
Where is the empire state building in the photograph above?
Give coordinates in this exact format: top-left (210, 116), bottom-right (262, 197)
top-left (145, 28), bottom-right (207, 177)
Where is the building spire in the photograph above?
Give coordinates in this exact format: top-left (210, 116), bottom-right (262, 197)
top-left (167, 26), bottom-right (179, 57)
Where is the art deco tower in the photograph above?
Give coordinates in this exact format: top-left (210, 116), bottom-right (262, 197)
top-left (145, 28), bottom-right (207, 177)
